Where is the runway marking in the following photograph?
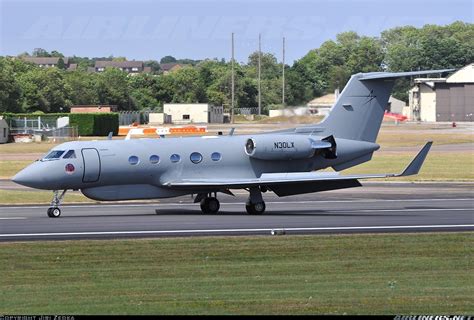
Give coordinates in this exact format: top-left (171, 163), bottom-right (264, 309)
top-left (2, 198), bottom-right (473, 210)
top-left (0, 224), bottom-right (473, 238)
top-left (0, 206), bottom-right (472, 219)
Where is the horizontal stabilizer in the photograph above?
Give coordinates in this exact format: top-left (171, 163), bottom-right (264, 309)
top-left (359, 69), bottom-right (454, 81)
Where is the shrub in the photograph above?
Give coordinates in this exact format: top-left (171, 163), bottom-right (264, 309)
top-left (69, 113), bottom-right (119, 136)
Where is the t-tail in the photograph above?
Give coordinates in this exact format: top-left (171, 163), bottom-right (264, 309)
top-left (317, 69), bottom-right (454, 143)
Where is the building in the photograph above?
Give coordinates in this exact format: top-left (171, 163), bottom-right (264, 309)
top-left (408, 64), bottom-right (474, 122)
top-left (307, 91), bottom-right (406, 117)
top-left (21, 57), bottom-right (75, 70)
top-left (70, 105), bottom-right (117, 113)
top-left (92, 61), bottom-right (151, 74)
top-left (307, 93), bottom-right (337, 116)
top-left (387, 96), bottom-right (406, 114)
top-left (0, 117), bottom-right (9, 144)
top-left (160, 63), bottom-right (183, 74)
top-left (163, 103), bottom-right (224, 124)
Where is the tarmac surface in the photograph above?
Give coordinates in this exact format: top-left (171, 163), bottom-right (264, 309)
top-left (0, 182), bottom-right (472, 241)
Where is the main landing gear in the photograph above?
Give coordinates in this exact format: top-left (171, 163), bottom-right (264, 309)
top-left (195, 187), bottom-right (267, 215)
top-left (245, 187), bottom-right (266, 215)
top-left (47, 190), bottom-right (67, 218)
top-left (196, 192), bottom-right (220, 214)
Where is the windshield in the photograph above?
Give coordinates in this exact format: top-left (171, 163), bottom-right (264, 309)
top-left (43, 150), bottom-right (65, 160)
top-left (63, 150), bottom-right (76, 159)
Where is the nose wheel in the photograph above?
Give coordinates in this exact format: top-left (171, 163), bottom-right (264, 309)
top-left (47, 190), bottom-right (67, 218)
top-left (47, 207), bottom-right (61, 218)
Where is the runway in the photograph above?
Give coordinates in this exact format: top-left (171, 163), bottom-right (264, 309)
top-left (0, 182), bottom-right (473, 241)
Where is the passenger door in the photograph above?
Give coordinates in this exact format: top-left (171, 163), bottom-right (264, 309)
top-left (82, 148), bottom-right (101, 183)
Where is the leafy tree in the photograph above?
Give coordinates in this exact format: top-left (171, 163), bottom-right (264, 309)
top-left (64, 71), bottom-right (99, 105)
top-left (32, 48), bottom-right (50, 57)
top-left (128, 73), bottom-right (160, 110)
top-left (57, 58), bottom-right (66, 70)
top-left (18, 67), bottom-right (71, 112)
top-left (169, 66), bottom-right (205, 103)
top-left (382, 21), bottom-right (474, 101)
top-left (160, 55), bottom-right (177, 64)
top-left (96, 68), bottom-right (131, 110)
top-left (0, 58), bottom-right (23, 112)
top-left (144, 60), bottom-right (161, 74)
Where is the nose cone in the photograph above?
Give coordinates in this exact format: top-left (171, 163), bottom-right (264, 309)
top-left (12, 163), bottom-right (47, 189)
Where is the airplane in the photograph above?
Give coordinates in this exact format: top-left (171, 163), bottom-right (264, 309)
top-left (12, 69), bottom-right (450, 218)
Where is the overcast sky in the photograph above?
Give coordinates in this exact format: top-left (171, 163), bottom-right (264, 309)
top-left (0, 0), bottom-right (472, 63)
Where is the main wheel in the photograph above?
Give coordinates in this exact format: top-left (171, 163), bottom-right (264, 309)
top-left (47, 207), bottom-right (61, 218)
top-left (200, 197), bottom-right (220, 214)
top-left (246, 201), bottom-right (266, 215)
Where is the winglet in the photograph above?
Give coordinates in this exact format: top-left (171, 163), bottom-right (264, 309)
top-left (397, 142), bottom-right (433, 177)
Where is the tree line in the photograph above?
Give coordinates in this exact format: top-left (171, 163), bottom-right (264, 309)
top-left (0, 21), bottom-right (472, 114)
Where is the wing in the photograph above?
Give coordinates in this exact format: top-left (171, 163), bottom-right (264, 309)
top-left (163, 142), bottom-right (432, 193)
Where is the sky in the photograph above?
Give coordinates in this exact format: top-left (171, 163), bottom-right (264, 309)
top-left (0, 0), bottom-right (472, 64)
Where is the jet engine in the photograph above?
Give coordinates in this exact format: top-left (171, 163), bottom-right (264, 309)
top-left (244, 134), bottom-right (337, 161)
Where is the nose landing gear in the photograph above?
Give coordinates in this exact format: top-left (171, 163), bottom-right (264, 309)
top-left (48, 190), bottom-right (67, 218)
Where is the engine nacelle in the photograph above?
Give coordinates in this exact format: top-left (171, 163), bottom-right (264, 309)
top-left (245, 135), bottom-right (316, 160)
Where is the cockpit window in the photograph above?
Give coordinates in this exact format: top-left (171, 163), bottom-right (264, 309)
top-left (63, 150), bottom-right (76, 159)
top-left (44, 150), bottom-right (65, 160)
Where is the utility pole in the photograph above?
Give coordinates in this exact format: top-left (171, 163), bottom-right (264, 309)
top-left (258, 33), bottom-right (262, 115)
top-left (231, 32), bottom-right (235, 124)
top-left (282, 36), bottom-right (286, 107)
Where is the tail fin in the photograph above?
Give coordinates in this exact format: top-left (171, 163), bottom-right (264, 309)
top-left (317, 69), bottom-right (453, 143)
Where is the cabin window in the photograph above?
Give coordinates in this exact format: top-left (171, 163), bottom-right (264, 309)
top-left (149, 155), bottom-right (160, 164)
top-left (44, 150), bottom-right (65, 160)
top-left (190, 152), bottom-right (203, 164)
top-left (170, 154), bottom-right (181, 163)
top-left (128, 155), bottom-right (139, 165)
top-left (211, 152), bottom-right (221, 161)
top-left (63, 150), bottom-right (76, 159)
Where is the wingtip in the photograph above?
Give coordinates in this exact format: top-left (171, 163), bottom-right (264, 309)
top-left (399, 141), bottom-right (432, 177)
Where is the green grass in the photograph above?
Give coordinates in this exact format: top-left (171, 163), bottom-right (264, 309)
top-left (376, 132), bottom-right (474, 147)
top-left (344, 152), bottom-right (474, 181)
top-left (0, 233), bottom-right (472, 314)
top-left (0, 142), bottom-right (59, 154)
top-left (0, 189), bottom-right (93, 204)
top-left (0, 160), bottom-right (33, 179)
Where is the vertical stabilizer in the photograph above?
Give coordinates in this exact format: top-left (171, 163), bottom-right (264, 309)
top-left (316, 69), bottom-right (454, 143)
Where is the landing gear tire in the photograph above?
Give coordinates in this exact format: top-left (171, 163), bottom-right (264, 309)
top-left (246, 201), bottom-right (266, 215)
top-left (47, 207), bottom-right (61, 218)
top-left (200, 197), bottom-right (220, 214)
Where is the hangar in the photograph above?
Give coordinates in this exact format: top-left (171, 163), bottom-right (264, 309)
top-left (408, 63), bottom-right (474, 122)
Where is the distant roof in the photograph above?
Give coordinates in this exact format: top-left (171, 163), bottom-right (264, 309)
top-left (160, 62), bottom-right (182, 71)
top-left (307, 93), bottom-right (336, 107)
top-left (95, 60), bottom-right (143, 68)
top-left (22, 56), bottom-right (69, 65)
top-left (446, 63), bottom-right (474, 83)
top-left (67, 63), bottom-right (77, 71)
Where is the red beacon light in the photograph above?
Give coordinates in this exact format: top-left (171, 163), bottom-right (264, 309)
top-left (65, 163), bottom-right (75, 174)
